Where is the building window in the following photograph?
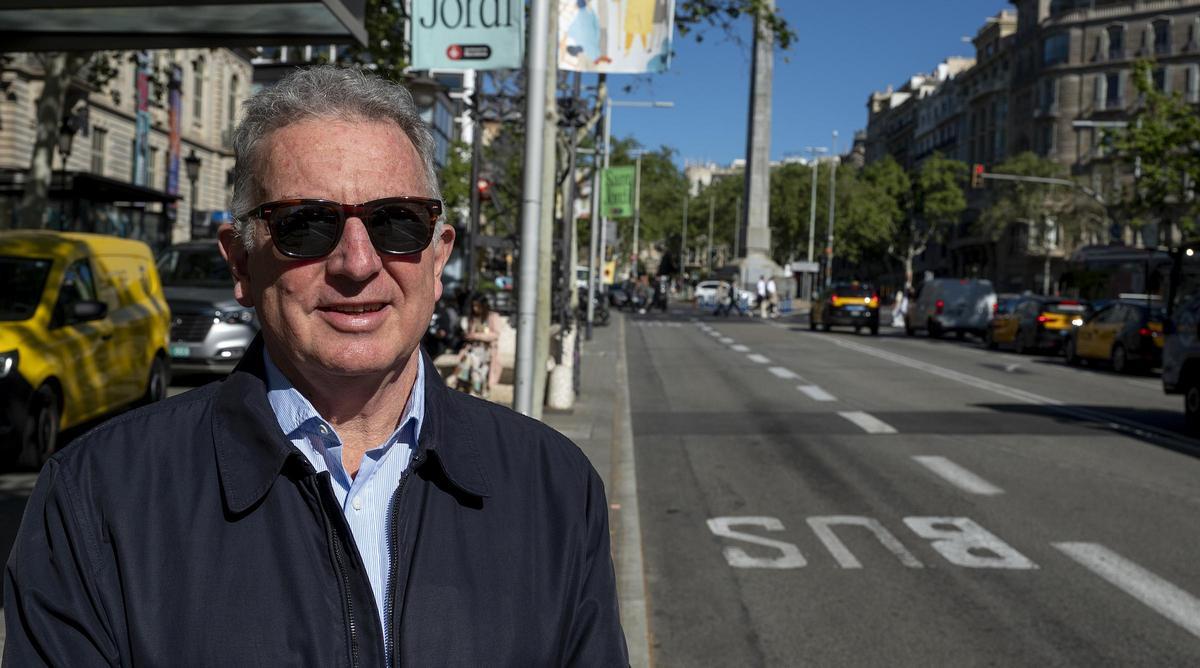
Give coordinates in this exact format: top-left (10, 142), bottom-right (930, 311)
top-left (1040, 124), bottom-right (1056, 156)
top-left (1154, 19), bottom-right (1171, 56)
top-left (1106, 72), bottom-right (1122, 109)
top-left (1043, 33), bottom-right (1070, 66)
top-left (1153, 67), bottom-right (1168, 92)
top-left (148, 146), bottom-right (158, 190)
top-left (1039, 79), bottom-right (1058, 112)
top-left (91, 127), bottom-right (107, 175)
top-left (1108, 25), bottom-right (1124, 60)
top-left (1186, 65), bottom-right (1200, 104)
top-left (192, 58), bottom-right (204, 123)
top-left (227, 75), bottom-right (238, 129)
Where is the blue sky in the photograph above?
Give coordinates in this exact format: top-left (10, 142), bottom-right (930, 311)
top-left (594, 1), bottom-right (1011, 167)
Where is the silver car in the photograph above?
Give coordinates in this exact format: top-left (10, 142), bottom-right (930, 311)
top-left (906, 278), bottom-right (997, 339)
top-left (156, 242), bottom-right (258, 374)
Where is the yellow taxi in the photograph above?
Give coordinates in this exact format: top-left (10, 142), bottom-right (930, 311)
top-left (0, 231), bottom-right (171, 467)
top-left (1066, 298), bottom-right (1164, 373)
top-left (985, 295), bottom-right (1088, 354)
top-left (809, 282), bottom-right (880, 335)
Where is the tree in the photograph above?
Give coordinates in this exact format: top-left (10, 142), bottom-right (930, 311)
top-left (905, 154), bottom-right (968, 285)
top-left (976, 151), bottom-right (1103, 294)
top-left (1109, 59), bottom-right (1200, 243)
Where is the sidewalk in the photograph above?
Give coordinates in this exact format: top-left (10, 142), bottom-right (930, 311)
top-left (540, 313), bottom-right (650, 668)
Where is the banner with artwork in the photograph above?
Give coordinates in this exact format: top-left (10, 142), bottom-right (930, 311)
top-left (558, 0), bottom-right (675, 73)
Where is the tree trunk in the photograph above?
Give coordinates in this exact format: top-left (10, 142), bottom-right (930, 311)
top-left (904, 251), bottom-right (915, 289)
top-left (16, 52), bottom-right (91, 230)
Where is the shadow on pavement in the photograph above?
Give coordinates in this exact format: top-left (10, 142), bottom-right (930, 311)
top-left (977, 402), bottom-right (1199, 459)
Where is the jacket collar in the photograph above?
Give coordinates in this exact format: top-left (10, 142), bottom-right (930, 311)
top-left (213, 335), bottom-right (491, 515)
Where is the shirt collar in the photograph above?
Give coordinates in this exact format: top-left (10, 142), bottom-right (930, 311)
top-left (263, 348), bottom-right (426, 448)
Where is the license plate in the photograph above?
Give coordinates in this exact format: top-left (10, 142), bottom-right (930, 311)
top-left (845, 305), bottom-right (865, 312)
top-left (170, 345), bottom-right (191, 358)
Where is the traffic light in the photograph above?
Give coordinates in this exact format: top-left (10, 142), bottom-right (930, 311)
top-left (476, 178), bottom-right (492, 200)
top-left (971, 164), bottom-right (985, 189)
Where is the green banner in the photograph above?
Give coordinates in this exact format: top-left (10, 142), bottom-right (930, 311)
top-left (602, 166), bottom-right (636, 218)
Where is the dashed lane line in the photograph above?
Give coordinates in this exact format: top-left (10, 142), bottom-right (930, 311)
top-left (838, 411), bottom-right (899, 434)
top-left (730, 344), bottom-right (750, 353)
top-left (1054, 542), bottom-right (1200, 640)
top-left (798, 385), bottom-right (837, 402)
top-left (807, 333), bottom-right (1200, 455)
top-left (912, 456), bottom-right (1004, 496)
top-left (768, 367), bottom-right (800, 380)
top-left (718, 337), bottom-right (735, 345)
top-left (747, 354), bottom-right (771, 364)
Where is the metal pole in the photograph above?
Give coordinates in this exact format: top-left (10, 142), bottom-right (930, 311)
top-left (806, 157), bottom-right (819, 298)
top-left (514, 0), bottom-right (551, 416)
top-left (632, 152), bottom-right (641, 278)
top-left (467, 78), bottom-right (483, 293)
top-left (707, 195), bottom-right (714, 272)
top-left (825, 130), bottom-right (838, 288)
top-left (681, 193), bottom-right (689, 277)
top-left (564, 72), bottom-right (582, 307)
top-left (585, 76), bottom-right (606, 341)
top-left (733, 195), bottom-right (741, 259)
top-left (599, 96), bottom-right (612, 286)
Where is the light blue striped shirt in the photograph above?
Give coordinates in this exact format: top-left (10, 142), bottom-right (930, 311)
top-left (263, 350), bottom-right (424, 652)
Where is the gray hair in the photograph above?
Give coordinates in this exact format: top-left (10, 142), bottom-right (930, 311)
top-left (229, 66), bottom-right (442, 247)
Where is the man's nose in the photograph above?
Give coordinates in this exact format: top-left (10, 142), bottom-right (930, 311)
top-left (325, 217), bottom-right (381, 280)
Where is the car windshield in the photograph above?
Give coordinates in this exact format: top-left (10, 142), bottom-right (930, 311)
top-left (1046, 301), bottom-right (1088, 314)
top-left (157, 248), bottom-right (232, 287)
top-left (0, 256), bottom-right (53, 322)
top-left (832, 285), bottom-right (872, 298)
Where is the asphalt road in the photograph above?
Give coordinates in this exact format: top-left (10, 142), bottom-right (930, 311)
top-left (629, 307), bottom-right (1200, 666)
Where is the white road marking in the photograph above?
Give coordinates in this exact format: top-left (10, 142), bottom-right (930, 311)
top-left (797, 385), bottom-right (837, 402)
top-left (707, 517), bottom-right (806, 569)
top-left (1054, 542), bottom-right (1200, 639)
top-left (912, 456), bottom-right (1004, 496)
top-left (838, 411), bottom-right (898, 434)
top-left (718, 337), bottom-right (735, 345)
top-left (904, 517), bottom-right (1037, 569)
top-left (747, 353), bottom-right (771, 364)
top-left (807, 516), bottom-right (924, 569)
top-left (768, 366), bottom-right (799, 379)
top-left (730, 344), bottom-right (750, 353)
top-left (1004, 363), bottom-right (1022, 373)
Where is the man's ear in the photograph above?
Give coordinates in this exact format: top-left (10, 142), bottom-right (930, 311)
top-left (430, 224), bottom-right (456, 301)
top-left (217, 223), bottom-right (255, 308)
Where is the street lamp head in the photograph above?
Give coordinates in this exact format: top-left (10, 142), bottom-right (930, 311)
top-left (57, 115), bottom-right (80, 162)
top-left (184, 149), bottom-right (202, 181)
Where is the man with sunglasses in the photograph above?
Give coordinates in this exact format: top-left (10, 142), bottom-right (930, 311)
top-left (5, 66), bottom-right (628, 666)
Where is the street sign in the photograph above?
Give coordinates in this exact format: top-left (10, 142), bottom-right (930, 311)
top-left (411, 0), bottom-right (524, 70)
top-left (602, 166), bottom-right (635, 218)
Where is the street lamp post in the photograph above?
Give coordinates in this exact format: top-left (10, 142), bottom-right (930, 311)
top-left (805, 146), bottom-right (827, 299)
top-left (184, 149), bottom-right (202, 235)
top-left (825, 130), bottom-right (839, 288)
top-left (631, 151), bottom-right (642, 279)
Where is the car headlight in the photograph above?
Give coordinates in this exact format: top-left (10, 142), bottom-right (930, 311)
top-left (1071, 318), bottom-right (1084, 326)
top-left (216, 308), bottom-right (256, 326)
top-left (0, 350), bottom-right (17, 379)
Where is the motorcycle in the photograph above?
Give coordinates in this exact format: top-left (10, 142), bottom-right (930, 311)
top-left (577, 287), bottom-right (611, 326)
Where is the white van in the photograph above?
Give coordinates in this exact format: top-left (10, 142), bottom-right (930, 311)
top-left (906, 278), bottom-right (997, 339)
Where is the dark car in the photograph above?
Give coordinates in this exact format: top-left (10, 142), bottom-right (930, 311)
top-left (986, 295), bottom-right (1088, 354)
top-left (1066, 299), bottom-right (1164, 373)
top-left (810, 282), bottom-right (880, 335)
top-left (156, 241), bottom-right (258, 374)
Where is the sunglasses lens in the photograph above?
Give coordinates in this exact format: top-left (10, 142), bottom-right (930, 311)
top-left (269, 204), bottom-right (341, 257)
top-left (366, 203), bottom-right (433, 254)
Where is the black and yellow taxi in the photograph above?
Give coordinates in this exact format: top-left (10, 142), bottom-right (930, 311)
top-left (985, 295), bottom-right (1088, 354)
top-left (809, 282), bottom-right (880, 335)
top-left (1066, 298), bottom-right (1164, 373)
top-left (0, 231), bottom-right (171, 468)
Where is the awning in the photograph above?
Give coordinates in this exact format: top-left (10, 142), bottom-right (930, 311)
top-left (0, 170), bottom-right (180, 204)
top-left (0, 0), bottom-right (366, 52)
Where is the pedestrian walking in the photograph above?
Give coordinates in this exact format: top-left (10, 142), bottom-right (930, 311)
top-left (766, 276), bottom-right (779, 318)
top-left (756, 275), bottom-right (768, 318)
top-left (4, 66), bottom-right (627, 666)
top-left (891, 288), bottom-right (908, 328)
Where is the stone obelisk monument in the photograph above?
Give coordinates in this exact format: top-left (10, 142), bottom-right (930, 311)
top-left (738, 0), bottom-right (782, 285)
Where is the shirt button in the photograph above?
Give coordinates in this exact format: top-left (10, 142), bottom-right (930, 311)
top-left (352, 498), bottom-right (363, 511)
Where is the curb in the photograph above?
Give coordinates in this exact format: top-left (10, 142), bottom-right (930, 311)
top-left (612, 315), bottom-right (652, 667)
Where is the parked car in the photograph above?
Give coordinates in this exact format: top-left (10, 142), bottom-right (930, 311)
top-left (1163, 245), bottom-right (1200, 429)
top-left (809, 281), bottom-right (880, 335)
top-left (906, 278), bottom-right (996, 339)
top-left (1065, 298), bottom-right (1164, 373)
top-left (0, 231), bottom-right (170, 467)
top-left (157, 241), bottom-right (258, 374)
top-left (985, 296), bottom-right (1088, 354)
top-left (694, 280), bottom-right (724, 308)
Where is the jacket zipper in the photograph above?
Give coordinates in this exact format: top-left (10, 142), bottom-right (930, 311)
top-left (386, 452), bottom-right (423, 666)
top-left (329, 521), bottom-right (359, 668)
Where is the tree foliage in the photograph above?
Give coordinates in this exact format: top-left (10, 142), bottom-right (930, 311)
top-left (1108, 59), bottom-right (1200, 238)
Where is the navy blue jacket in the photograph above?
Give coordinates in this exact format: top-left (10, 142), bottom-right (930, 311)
top-left (4, 341), bottom-right (628, 666)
